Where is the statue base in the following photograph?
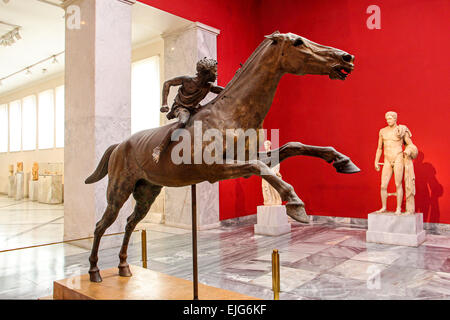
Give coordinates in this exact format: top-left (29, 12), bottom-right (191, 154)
top-left (29, 180), bottom-right (39, 201)
top-left (366, 212), bottom-right (426, 247)
top-left (254, 205), bottom-right (291, 236)
top-left (7, 176), bottom-right (16, 198)
top-left (52, 265), bottom-right (258, 300)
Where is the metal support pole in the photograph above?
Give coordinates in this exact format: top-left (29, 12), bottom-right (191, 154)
top-left (272, 249), bottom-right (280, 300)
top-left (141, 229), bottom-right (147, 268)
top-left (191, 184), bottom-right (199, 300)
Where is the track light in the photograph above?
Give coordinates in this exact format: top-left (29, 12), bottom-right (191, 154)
top-left (0, 26), bottom-right (22, 47)
top-left (52, 55), bottom-right (58, 64)
top-left (25, 68), bottom-right (32, 75)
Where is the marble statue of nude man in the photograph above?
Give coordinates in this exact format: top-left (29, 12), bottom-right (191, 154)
top-left (374, 111), bottom-right (415, 214)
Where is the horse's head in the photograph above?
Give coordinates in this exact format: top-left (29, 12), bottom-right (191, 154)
top-left (266, 31), bottom-right (354, 80)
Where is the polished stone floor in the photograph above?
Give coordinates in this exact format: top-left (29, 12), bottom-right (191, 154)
top-left (0, 195), bottom-right (450, 300)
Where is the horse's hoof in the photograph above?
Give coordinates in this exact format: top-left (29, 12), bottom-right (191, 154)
top-left (89, 270), bottom-right (102, 283)
top-left (286, 202), bottom-right (310, 224)
top-left (118, 265), bottom-right (132, 277)
top-left (333, 158), bottom-right (360, 174)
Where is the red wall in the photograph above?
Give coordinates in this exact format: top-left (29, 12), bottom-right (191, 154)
top-left (139, 0), bottom-right (450, 224)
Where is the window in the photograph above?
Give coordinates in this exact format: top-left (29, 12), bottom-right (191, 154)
top-left (55, 86), bottom-right (64, 148)
top-left (22, 95), bottom-right (37, 151)
top-left (38, 89), bottom-right (54, 149)
top-left (131, 56), bottom-right (161, 134)
top-left (0, 104), bottom-right (7, 152)
top-left (9, 100), bottom-right (21, 152)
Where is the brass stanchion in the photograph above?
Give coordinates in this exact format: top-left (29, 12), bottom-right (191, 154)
top-left (191, 184), bottom-right (199, 300)
top-left (272, 249), bottom-right (280, 300)
top-left (141, 229), bottom-right (147, 268)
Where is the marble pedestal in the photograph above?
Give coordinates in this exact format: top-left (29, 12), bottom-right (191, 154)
top-left (254, 205), bottom-right (291, 236)
top-left (15, 172), bottom-right (24, 200)
top-left (38, 175), bottom-right (63, 204)
top-left (29, 180), bottom-right (39, 201)
top-left (366, 212), bottom-right (426, 247)
top-left (7, 176), bottom-right (16, 198)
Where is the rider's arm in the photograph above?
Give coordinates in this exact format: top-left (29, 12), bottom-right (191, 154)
top-left (161, 76), bottom-right (188, 106)
top-left (210, 85), bottom-right (225, 94)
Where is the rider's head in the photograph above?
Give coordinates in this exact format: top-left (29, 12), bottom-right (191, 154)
top-left (196, 57), bottom-right (218, 82)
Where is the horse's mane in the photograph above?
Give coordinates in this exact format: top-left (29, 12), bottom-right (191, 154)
top-left (207, 37), bottom-right (273, 105)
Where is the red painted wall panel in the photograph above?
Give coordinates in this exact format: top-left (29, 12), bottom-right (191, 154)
top-left (138, 0), bottom-right (449, 224)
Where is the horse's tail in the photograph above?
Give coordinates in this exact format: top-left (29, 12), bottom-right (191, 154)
top-left (85, 144), bottom-right (119, 184)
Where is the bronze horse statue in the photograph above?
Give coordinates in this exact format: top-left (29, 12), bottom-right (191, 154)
top-left (85, 31), bottom-right (359, 282)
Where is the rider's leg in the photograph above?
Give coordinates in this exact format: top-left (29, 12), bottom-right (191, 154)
top-left (153, 108), bottom-right (190, 162)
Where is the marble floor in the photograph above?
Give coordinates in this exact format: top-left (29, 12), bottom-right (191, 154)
top-left (0, 195), bottom-right (450, 299)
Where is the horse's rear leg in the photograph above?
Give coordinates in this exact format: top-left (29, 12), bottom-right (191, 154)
top-left (258, 142), bottom-right (360, 174)
top-left (89, 180), bottom-right (133, 282)
top-left (118, 180), bottom-right (162, 277)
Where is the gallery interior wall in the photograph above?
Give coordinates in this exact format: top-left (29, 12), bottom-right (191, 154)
top-left (143, 0), bottom-right (449, 223)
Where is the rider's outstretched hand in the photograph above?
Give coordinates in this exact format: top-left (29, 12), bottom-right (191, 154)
top-left (160, 105), bottom-right (169, 113)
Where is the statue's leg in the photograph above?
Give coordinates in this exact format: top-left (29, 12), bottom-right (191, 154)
top-left (377, 161), bottom-right (392, 213)
top-left (118, 180), bottom-right (162, 277)
top-left (211, 161), bottom-right (309, 223)
top-left (393, 155), bottom-right (404, 214)
top-left (153, 108), bottom-right (190, 163)
top-left (89, 178), bottom-right (134, 282)
top-left (258, 142), bottom-right (360, 174)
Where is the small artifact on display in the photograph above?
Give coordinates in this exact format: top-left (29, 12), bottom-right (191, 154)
top-left (16, 162), bottom-right (23, 172)
top-left (374, 111), bottom-right (418, 214)
top-left (84, 31), bottom-right (360, 283)
top-left (367, 111), bottom-right (424, 247)
top-left (8, 164), bottom-right (14, 176)
top-left (32, 162), bottom-right (39, 181)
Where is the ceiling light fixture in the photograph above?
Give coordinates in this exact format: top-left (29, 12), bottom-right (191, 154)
top-left (0, 51), bottom-right (64, 88)
top-left (0, 22), bottom-right (23, 47)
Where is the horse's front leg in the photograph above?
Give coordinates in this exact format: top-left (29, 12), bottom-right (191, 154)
top-left (208, 161), bottom-right (309, 223)
top-left (259, 142), bottom-right (360, 174)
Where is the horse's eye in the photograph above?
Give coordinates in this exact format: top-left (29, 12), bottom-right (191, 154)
top-left (293, 38), bottom-right (304, 47)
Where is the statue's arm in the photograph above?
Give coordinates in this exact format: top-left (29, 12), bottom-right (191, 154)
top-left (161, 76), bottom-right (188, 109)
top-left (404, 132), bottom-right (413, 146)
top-left (374, 131), bottom-right (383, 171)
top-left (210, 85), bottom-right (225, 94)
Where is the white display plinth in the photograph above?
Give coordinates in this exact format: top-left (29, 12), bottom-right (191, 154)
top-left (7, 176), bottom-right (16, 198)
top-left (254, 205), bottom-right (291, 236)
top-left (38, 175), bottom-right (63, 204)
top-left (29, 180), bottom-right (39, 201)
top-left (15, 172), bottom-right (24, 200)
top-left (366, 212), bottom-right (426, 247)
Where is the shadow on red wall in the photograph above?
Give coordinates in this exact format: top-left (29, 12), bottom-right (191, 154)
top-left (415, 152), bottom-right (444, 223)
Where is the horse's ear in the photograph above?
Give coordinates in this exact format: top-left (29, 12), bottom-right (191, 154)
top-left (265, 31), bottom-right (283, 43)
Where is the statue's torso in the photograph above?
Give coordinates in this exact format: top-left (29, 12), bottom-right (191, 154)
top-left (380, 126), bottom-right (404, 163)
top-left (174, 78), bottom-right (211, 109)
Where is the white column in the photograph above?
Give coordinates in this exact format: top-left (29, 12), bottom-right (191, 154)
top-left (162, 22), bottom-right (221, 230)
top-left (63, 0), bottom-right (135, 247)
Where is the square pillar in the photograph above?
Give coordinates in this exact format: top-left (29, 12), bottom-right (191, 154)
top-left (63, 0), bottom-right (136, 247)
top-left (162, 22), bottom-right (221, 230)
